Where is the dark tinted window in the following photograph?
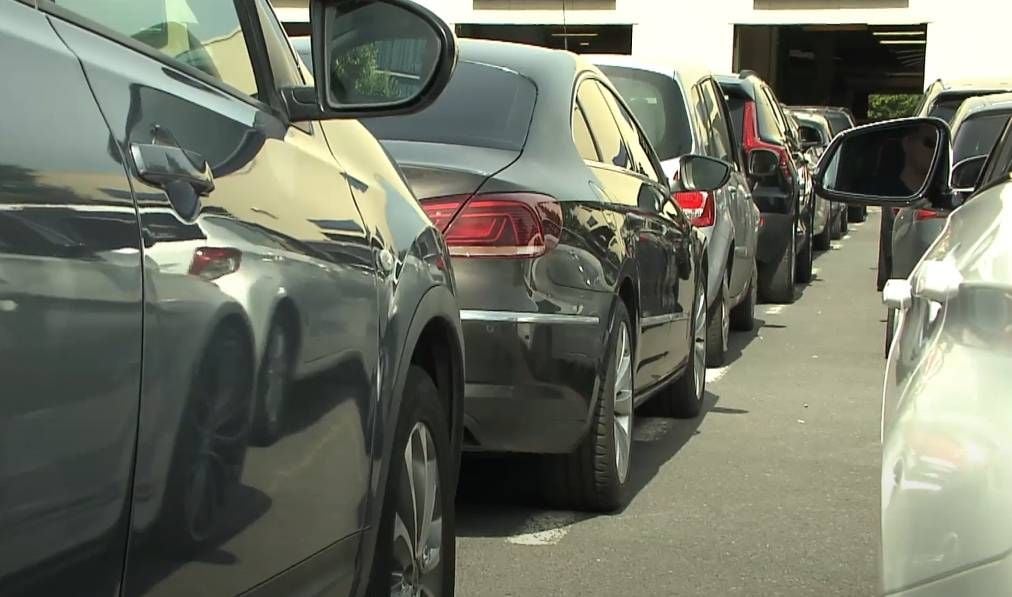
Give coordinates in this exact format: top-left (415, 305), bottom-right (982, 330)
top-left (980, 118), bottom-right (1012, 186)
top-left (824, 112), bottom-right (853, 136)
top-left (928, 97), bottom-right (969, 124)
top-left (701, 80), bottom-right (736, 165)
top-left (597, 65), bottom-right (692, 161)
top-left (599, 83), bottom-right (665, 184)
top-left (573, 101), bottom-right (599, 161)
top-left (364, 61), bottom-right (537, 151)
top-left (754, 86), bottom-right (785, 144)
top-left (725, 94), bottom-right (746, 148)
top-left (689, 85), bottom-right (712, 156)
top-left (953, 111), bottom-right (1012, 162)
top-left (578, 80), bottom-right (630, 169)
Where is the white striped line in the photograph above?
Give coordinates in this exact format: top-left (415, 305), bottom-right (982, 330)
top-left (812, 267), bottom-right (821, 278)
top-left (706, 366), bottom-right (730, 384)
top-left (765, 305), bottom-right (786, 315)
top-left (506, 512), bottom-right (579, 546)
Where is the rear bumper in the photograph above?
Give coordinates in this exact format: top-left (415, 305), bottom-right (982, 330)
top-left (459, 309), bottom-right (605, 454)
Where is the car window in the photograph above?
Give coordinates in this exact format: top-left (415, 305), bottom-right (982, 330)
top-left (365, 61), bottom-right (537, 151)
top-left (573, 100), bottom-right (600, 162)
top-left (597, 82), bottom-right (665, 184)
top-left (702, 80), bottom-right (736, 165)
top-left (596, 65), bottom-right (693, 161)
top-left (927, 96), bottom-right (969, 124)
top-left (754, 86), bottom-right (785, 144)
top-left (254, 0), bottom-right (304, 88)
top-left (979, 117), bottom-right (1012, 186)
top-left (577, 80), bottom-right (630, 170)
top-left (724, 93), bottom-right (746, 149)
top-left (689, 84), bottom-right (714, 156)
top-left (953, 111), bottom-right (1012, 162)
top-left (825, 112), bottom-right (852, 136)
top-left (56, 0), bottom-right (258, 96)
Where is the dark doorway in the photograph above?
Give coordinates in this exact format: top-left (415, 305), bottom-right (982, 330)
top-left (455, 24), bottom-right (633, 54)
top-left (733, 24), bottom-right (926, 123)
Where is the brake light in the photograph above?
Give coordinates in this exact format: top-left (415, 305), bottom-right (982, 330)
top-left (674, 191), bottom-right (714, 227)
top-left (915, 208), bottom-right (946, 221)
top-left (189, 247), bottom-right (241, 280)
top-left (422, 193), bottom-right (562, 258)
top-left (742, 101), bottom-right (793, 185)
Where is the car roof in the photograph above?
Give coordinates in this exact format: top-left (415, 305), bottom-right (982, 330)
top-left (458, 38), bottom-right (580, 88)
top-left (950, 92), bottom-right (1012, 132)
top-left (714, 73), bottom-right (755, 99)
top-left (582, 54), bottom-right (713, 88)
top-left (934, 78), bottom-right (1012, 92)
top-left (791, 110), bottom-right (831, 129)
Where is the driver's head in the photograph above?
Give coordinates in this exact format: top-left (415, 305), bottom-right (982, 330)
top-left (900, 124), bottom-right (938, 178)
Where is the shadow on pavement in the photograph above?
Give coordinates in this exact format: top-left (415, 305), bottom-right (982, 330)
top-left (454, 390), bottom-right (725, 539)
top-left (724, 317), bottom-right (765, 364)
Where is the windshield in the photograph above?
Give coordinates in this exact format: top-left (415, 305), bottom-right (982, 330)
top-left (825, 112), bottom-right (853, 135)
top-left (363, 61), bottom-right (537, 151)
top-left (596, 66), bottom-right (693, 161)
top-left (929, 96), bottom-right (972, 124)
top-left (953, 111), bottom-right (1012, 162)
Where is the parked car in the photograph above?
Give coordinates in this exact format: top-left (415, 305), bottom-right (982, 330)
top-left (588, 56), bottom-right (760, 366)
top-left (814, 113), bottom-right (1012, 597)
top-left (361, 40), bottom-right (712, 511)
top-left (791, 109), bottom-right (848, 249)
top-left (878, 78), bottom-right (1012, 291)
top-left (789, 104), bottom-right (867, 222)
top-left (882, 93), bottom-right (1012, 353)
top-left (0, 2), bottom-right (465, 597)
top-left (717, 72), bottom-right (815, 303)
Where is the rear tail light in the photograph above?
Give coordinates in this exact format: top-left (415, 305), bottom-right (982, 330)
top-left (189, 247), bottom-right (241, 280)
top-left (742, 101), bottom-right (793, 185)
top-left (914, 208), bottom-right (946, 221)
top-left (674, 190), bottom-right (715, 227)
top-left (421, 192), bottom-right (562, 258)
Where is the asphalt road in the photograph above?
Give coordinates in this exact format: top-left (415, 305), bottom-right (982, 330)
top-left (455, 208), bottom-right (886, 596)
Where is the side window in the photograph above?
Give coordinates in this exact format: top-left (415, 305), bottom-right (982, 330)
top-left (703, 80), bottom-right (736, 166)
top-left (597, 83), bottom-right (665, 184)
top-left (255, 0), bottom-right (304, 88)
top-left (573, 100), bottom-right (601, 162)
top-left (763, 87), bottom-right (790, 139)
top-left (689, 84), bottom-right (714, 156)
top-left (577, 80), bottom-right (630, 170)
top-left (981, 120), bottom-right (1012, 186)
top-left (55, 0), bottom-right (259, 97)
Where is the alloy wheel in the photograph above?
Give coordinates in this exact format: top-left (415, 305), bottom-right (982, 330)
top-left (390, 422), bottom-right (444, 597)
top-left (263, 326), bottom-right (289, 426)
top-left (692, 282), bottom-right (707, 399)
top-left (613, 322), bottom-right (633, 484)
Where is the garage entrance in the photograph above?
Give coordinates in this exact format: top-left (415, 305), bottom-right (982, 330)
top-left (454, 24), bottom-right (633, 54)
top-left (733, 24), bottom-right (926, 122)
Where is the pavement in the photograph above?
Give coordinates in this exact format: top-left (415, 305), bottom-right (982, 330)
top-left (455, 208), bottom-right (887, 596)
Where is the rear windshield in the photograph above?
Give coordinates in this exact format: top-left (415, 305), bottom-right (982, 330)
top-left (825, 112), bottom-right (853, 135)
top-left (953, 111), bottom-right (1012, 162)
top-left (363, 61), bottom-right (537, 151)
top-left (596, 65), bottom-right (693, 161)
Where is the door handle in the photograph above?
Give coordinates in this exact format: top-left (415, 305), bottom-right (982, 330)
top-left (729, 187), bottom-right (738, 199)
top-left (131, 142), bottom-right (215, 196)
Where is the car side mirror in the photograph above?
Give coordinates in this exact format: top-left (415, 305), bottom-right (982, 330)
top-left (950, 154), bottom-right (987, 193)
top-left (282, 0), bottom-right (457, 121)
top-left (813, 117), bottom-right (951, 209)
top-left (748, 149), bottom-right (779, 178)
top-left (672, 154), bottom-right (732, 193)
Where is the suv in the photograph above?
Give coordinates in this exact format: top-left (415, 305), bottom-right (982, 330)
top-left (717, 72), bottom-right (815, 303)
top-left (590, 56), bottom-right (760, 366)
top-left (789, 104), bottom-right (864, 222)
top-left (0, 1), bottom-right (464, 596)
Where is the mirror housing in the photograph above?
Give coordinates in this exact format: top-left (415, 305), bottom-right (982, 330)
top-left (813, 117), bottom-right (951, 209)
top-left (671, 155), bottom-right (732, 193)
top-left (748, 149), bottom-right (779, 178)
top-left (283, 0), bottom-right (457, 121)
top-left (950, 154), bottom-right (987, 193)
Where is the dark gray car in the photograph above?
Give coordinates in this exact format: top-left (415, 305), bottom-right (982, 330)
top-left (0, 1), bottom-right (465, 596)
top-left (362, 40), bottom-right (716, 512)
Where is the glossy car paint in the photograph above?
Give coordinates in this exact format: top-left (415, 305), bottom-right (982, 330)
top-left (1, 1), bottom-right (463, 596)
top-left (588, 56), bottom-right (759, 314)
top-left (881, 177), bottom-right (1012, 596)
top-left (792, 110), bottom-right (845, 236)
top-left (368, 40), bottom-right (704, 454)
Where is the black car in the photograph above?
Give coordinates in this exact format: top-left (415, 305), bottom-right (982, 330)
top-left (363, 40), bottom-right (715, 511)
top-left (1, 1), bottom-right (464, 596)
top-left (717, 72), bottom-right (815, 303)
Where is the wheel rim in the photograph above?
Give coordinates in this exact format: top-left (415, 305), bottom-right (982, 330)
top-left (263, 326), bottom-right (289, 424)
top-left (390, 422), bottom-right (443, 597)
top-left (613, 322), bottom-right (633, 484)
top-left (692, 282), bottom-right (706, 399)
top-left (750, 267), bottom-right (758, 309)
top-left (720, 287), bottom-right (729, 351)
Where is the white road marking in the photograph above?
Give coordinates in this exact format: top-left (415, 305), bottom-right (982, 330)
top-left (812, 267), bottom-right (821, 278)
top-left (706, 366), bottom-right (730, 384)
top-left (842, 234), bottom-right (851, 240)
top-left (765, 305), bottom-right (786, 315)
top-left (506, 512), bottom-right (579, 546)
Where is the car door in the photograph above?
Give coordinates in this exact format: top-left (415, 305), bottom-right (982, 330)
top-left (43, 1), bottom-right (379, 595)
top-left (703, 78), bottom-right (757, 298)
top-left (0, 2), bottom-right (142, 595)
top-left (575, 77), bottom-right (689, 389)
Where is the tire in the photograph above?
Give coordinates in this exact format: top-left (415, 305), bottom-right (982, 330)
top-left (885, 307), bottom-right (896, 358)
top-left (251, 318), bottom-right (293, 446)
top-left (759, 229), bottom-right (796, 304)
top-left (705, 274), bottom-right (729, 367)
top-left (730, 262), bottom-right (757, 332)
top-left (642, 271), bottom-right (706, 419)
top-left (796, 211), bottom-right (814, 284)
top-left (541, 301), bottom-right (634, 512)
top-left (368, 366), bottom-right (455, 597)
top-left (814, 209), bottom-right (832, 250)
top-left (155, 321), bottom-right (254, 556)
top-left (830, 207), bottom-right (844, 240)
top-left (840, 209), bottom-right (849, 234)
top-left (848, 204), bottom-right (866, 223)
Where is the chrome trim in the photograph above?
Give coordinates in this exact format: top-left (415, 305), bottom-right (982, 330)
top-left (459, 310), bottom-right (599, 325)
